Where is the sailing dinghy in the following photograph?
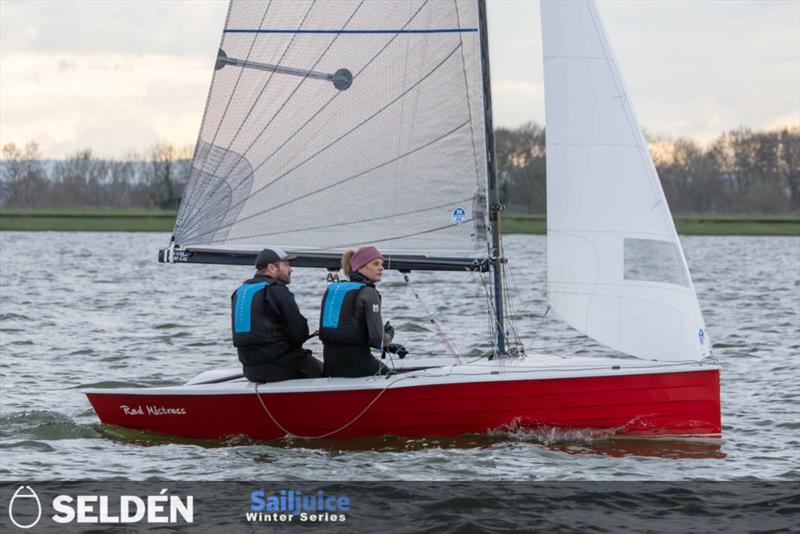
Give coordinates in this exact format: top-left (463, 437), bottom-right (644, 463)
top-left (86, 0), bottom-right (721, 440)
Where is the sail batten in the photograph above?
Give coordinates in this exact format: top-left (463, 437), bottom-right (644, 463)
top-left (541, 0), bottom-right (710, 362)
top-left (174, 0), bottom-right (490, 260)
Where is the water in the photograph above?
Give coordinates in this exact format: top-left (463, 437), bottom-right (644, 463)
top-left (0, 233), bottom-right (798, 481)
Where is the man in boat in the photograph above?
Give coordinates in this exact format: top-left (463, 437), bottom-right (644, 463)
top-left (231, 247), bottom-right (323, 383)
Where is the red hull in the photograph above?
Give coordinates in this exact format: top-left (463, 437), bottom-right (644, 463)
top-left (87, 369), bottom-right (721, 440)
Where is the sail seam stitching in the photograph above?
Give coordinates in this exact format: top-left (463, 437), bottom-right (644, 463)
top-left (183, 42), bottom-right (465, 242)
top-left (180, 0), bottom-right (358, 232)
top-left (179, 0), bottom-right (433, 239)
top-left (177, 0), bottom-right (274, 233)
top-left (184, 118), bottom-right (468, 243)
top-left (203, 193), bottom-right (474, 245)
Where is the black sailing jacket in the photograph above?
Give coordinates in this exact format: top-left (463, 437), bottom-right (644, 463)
top-left (320, 272), bottom-right (386, 377)
top-left (231, 274), bottom-right (309, 364)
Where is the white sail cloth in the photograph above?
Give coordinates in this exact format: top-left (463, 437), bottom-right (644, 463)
top-left (541, 0), bottom-right (710, 361)
top-left (174, 0), bottom-right (490, 259)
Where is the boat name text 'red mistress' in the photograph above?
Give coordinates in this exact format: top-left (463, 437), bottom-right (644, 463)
top-left (121, 405), bottom-right (187, 416)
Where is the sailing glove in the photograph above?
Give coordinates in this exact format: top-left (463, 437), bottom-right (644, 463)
top-left (382, 321), bottom-right (395, 344)
top-left (385, 343), bottom-right (408, 359)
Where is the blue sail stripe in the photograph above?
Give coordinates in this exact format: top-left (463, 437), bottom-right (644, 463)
top-left (224, 28), bottom-right (477, 34)
top-left (322, 282), bottom-right (365, 329)
top-left (234, 281), bottom-right (269, 333)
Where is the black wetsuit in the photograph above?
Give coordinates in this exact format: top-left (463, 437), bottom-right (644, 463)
top-left (231, 274), bottom-right (322, 383)
top-left (320, 272), bottom-right (389, 377)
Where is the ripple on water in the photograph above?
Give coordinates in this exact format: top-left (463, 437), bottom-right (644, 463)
top-left (0, 411), bottom-right (99, 440)
top-left (67, 348), bottom-right (97, 356)
top-left (0, 440), bottom-right (56, 452)
top-left (0, 313), bottom-right (32, 321)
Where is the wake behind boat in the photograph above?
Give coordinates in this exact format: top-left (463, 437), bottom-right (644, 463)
top-left (86, 0), bottom-right (722, 441)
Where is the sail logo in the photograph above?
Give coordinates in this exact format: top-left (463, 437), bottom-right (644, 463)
top-left (247, 489), bottom-right (349, 523)
top-left (8, 486), bottom-right (42, 529)
top-left (452, 207), bottom-right (466, 224)
top-left (699, 329), bottom-right (705, 345)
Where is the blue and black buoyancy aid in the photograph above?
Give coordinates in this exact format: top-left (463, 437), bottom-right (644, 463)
top-left (231, 278), bottom-right (273, 348)
top-left (319, 281), bottom-right (368, 345)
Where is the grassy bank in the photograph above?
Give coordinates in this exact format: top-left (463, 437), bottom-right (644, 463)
top-left (502, 214), bottom-right (800, 236)
top-left (1, 209), bottom-right (798, 236)
top-left (0, 209), bottom-right (176, 231)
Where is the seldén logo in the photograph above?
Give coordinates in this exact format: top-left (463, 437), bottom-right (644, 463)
top-left (6, 486), bottom-right (193, 528)
top-left (8, 486), bottom-right (42, 529)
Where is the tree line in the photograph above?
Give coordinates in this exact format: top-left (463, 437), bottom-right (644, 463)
top-left (0, 142), bottom-right (192, 210)
top-left (1, 125), bottom-right (798, 213)
top-left (495, 124), bottom-right (799, 214)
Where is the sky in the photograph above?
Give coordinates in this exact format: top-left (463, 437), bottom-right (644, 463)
top-left (0, 0), bottom-right (798, 159)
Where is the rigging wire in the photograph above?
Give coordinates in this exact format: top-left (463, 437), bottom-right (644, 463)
top-left (470, 268), bottom-right (498, 356)
top-left (524, 304), bottom-right (552, 357)
top-left (500, 261), bottom-right (525, 355)
top-left (400, 272), bottom-right (462, 362)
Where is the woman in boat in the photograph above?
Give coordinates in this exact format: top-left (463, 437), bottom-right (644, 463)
top-left (319, 245), bottom-right (394, 377)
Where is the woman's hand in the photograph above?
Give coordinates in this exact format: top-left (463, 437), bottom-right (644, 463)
top-left (382, 321), bottom-right (395, 344)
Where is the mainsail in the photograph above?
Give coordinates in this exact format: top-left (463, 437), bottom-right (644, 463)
top-left (172, 0), bottom-right (490, 262)
top-left (541, 0), bottom-right (711, 361)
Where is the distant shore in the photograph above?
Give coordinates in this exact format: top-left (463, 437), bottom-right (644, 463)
top-left (0, 209), bottom-right (798, 236)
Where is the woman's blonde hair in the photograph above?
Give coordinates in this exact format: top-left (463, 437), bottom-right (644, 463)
top-left (341, 249), bottom-right (356, 277)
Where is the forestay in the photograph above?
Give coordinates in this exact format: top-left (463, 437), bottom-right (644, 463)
top-left (541, 0), bottom-right (711, 361)
top-left (173, 0), bottom-right (490, 260)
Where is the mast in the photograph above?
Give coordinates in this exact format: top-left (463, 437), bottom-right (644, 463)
top-left (478, 0), bottom-right (505, 354)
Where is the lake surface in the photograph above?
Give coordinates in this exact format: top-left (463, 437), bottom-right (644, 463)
top-left (0, 233), bottom-right (798, 481)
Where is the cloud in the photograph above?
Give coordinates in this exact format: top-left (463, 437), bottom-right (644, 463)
top-left (0, 0), bottom-right (227, 56)
top-left (0, 53), bottom-right (213, 157)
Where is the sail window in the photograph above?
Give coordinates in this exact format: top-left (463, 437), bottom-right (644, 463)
top-left (623, 238), bottom-right (689, 287)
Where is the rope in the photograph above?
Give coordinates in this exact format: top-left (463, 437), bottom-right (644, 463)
top-left (401, 272), bottom-right (462, 362)
top-left (471, 268), bottom-right (499, 355)
top-left (254, 374), bottom-right (402, 439)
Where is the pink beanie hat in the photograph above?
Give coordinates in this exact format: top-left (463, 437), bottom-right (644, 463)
top-left (350, 246), bottom-right (384, 272)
